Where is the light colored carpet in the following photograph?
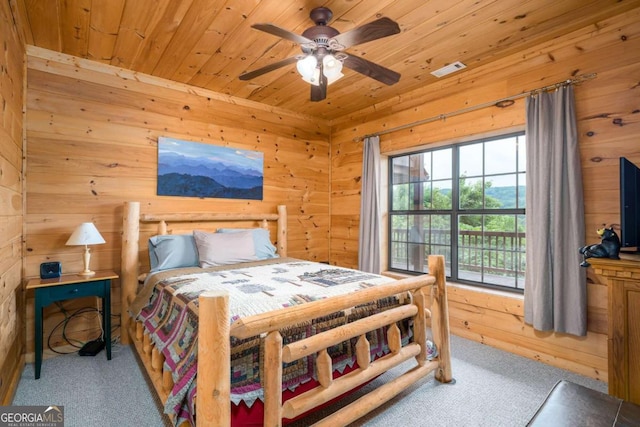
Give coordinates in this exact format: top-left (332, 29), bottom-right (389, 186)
top-left (12, 344), bottom-right (169, 427)
top-left (12, 335), bottom-right (607, 426)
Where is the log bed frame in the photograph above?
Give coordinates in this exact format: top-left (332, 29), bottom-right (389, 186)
top-left (120, 201), bottom-right (453, 426)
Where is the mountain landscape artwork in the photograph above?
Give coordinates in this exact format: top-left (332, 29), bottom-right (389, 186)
top-left (157, 137), bottom-right (264, 200)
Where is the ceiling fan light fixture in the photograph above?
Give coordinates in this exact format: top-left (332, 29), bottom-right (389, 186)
top-left (326, 72), bottom-right (344, 85)
top-left (240, 7), bottom-right (401, 101)
top-left (302, 68), bottom-right (321, 86)
top-left (296, 55), bottom-right (318, 79)
top-left (322, 54), bottom-right (343, 79)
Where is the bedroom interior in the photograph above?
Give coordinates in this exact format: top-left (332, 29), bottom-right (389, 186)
top-left (1, 0), bottom-right (640, 425)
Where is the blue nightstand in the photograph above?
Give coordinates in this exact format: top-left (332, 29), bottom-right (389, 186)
top-left (26, 271), bottom-right (118, 379)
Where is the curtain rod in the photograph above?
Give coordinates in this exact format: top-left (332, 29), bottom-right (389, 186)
top-left (354, 73), bottom-right (597, 142)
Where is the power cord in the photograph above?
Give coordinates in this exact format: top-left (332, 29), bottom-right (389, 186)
top-left (111, 313), bottom-right (121, 346)
top-left (47, 303), bottom-right (104, 354)
top-left (46, 305), bottom-right (124, 355)
top-left (53, 302), bottom-right (84, 349)
top-left (60, 302), bottom-right (104, 346)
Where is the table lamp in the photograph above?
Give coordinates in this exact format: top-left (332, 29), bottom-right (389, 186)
top-left (66, 222), bottom-right (106, 276)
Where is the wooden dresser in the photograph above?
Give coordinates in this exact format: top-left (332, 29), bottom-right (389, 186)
top-left (589, 255), bottom-right (640, 405)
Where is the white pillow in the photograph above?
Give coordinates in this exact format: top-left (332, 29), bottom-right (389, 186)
top-left (193, 230), bottom-right (258, 267)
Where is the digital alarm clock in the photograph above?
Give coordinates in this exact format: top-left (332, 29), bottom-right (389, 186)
top-left (40, 262), bottom-right (62, 279)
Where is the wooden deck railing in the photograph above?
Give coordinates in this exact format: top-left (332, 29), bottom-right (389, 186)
top-left (391, 228), bottom-right (525, 278)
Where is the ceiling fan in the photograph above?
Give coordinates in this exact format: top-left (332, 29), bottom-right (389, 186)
top-left (239, 7), bottom-right (401, 102)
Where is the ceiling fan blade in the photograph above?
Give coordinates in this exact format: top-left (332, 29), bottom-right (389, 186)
top-left (342, 54), bottom-right (400, 85)
top-left (310, 78), bottom-right (327, 102)
top-left (332, 17), bottom-right (400, 49)
top-left (239, 56), bottom-right (299, 80)
top-left (252, 23), bottom-right (314, 45)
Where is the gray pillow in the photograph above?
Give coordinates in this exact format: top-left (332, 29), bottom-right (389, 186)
top-left (216, 228), bottom-right (278, 259)
top-left (193, 229), bottom-right (258, 267)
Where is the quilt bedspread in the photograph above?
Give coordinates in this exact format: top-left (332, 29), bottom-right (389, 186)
top-left (134, 258), bottom-right (408, 425)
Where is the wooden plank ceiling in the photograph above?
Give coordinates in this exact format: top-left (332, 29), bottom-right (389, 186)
top-left (12, 0), bottom-right (640, 121)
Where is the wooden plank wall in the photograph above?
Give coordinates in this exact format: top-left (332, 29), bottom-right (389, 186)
top-left (23, 47), bottom-right (331, 357)
top-left (0, 0), bottom-right (25, 405)
top-left (330, 7), bottom-right (640, 381)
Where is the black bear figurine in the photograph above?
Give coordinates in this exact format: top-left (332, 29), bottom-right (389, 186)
top-left (579, 226), bottom-right (621, 267)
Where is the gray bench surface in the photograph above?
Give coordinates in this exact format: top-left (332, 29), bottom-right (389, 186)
top-left (527, 380), bottom-right (640, 426)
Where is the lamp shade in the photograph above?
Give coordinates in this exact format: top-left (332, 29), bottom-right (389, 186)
top-left (302, 68), bottom-right (321, 86)
top-left (322, 54), bottom-right (343, 79)
top-left (296, 55), bottom-right (317, 79)
top-left (66, 223), bottom-right (106, 246)
top-left (326, 71), bottom-right (344, 85)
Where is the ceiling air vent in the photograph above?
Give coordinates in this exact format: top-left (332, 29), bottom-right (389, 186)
top-left (431, 61), bottom-right (467, 78)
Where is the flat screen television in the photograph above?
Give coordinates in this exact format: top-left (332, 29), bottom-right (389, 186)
top-left (620, 157), bottom-right (640, 252)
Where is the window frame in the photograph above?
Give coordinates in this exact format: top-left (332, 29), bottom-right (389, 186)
top-left (387, 131), bottom-right (526, 292)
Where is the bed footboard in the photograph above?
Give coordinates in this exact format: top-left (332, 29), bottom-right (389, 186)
top-left (197, 255), bottom-right (452, 427)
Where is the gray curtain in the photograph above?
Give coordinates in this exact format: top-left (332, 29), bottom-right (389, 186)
top-left (358, 135), bottom-right (381, 273)
top-left (524, 85), bottom-right (587, 336)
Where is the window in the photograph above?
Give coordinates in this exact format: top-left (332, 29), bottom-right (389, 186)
top-left (388, 132), bottom-right (526, 291)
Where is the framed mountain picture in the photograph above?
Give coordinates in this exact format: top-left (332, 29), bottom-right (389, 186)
top-left (157, 137), bottom-right (264, 200)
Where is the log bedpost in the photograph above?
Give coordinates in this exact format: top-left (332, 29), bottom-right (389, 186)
top-left (277, 204), bottom-right (287, 257)
top-left (428, 255), bottom-right (453, 383)
top-left (263, 331), bottom-right (284, 426)
top-left (197, 290), bottom-right (231, 426)
top-left (121, 201), bottom-right (140, 345)
top-left (412, 287), bottom-right (428, 365)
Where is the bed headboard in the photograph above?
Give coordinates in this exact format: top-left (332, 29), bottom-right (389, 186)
top-left (120, 201), bottom-right (287, 344)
